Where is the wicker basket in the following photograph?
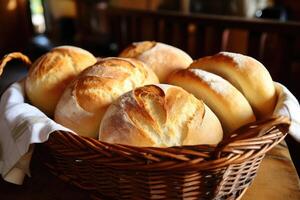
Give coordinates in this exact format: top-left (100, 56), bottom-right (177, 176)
top-left (0, 52), bottom-right (291, 199)
top-left (36, 116), bottom-right (289, 200)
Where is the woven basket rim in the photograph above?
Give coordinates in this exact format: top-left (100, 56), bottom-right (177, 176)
top-left (44, 116), bottom-right (290, 171)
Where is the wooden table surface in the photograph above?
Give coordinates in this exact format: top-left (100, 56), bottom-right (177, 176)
top-left (242, 142), bottom-right (300, 200)
top-left (0, 142), bottom-right (299, 200)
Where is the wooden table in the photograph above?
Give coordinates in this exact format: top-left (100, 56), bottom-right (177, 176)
top-left (0, 142), bottom-right (299, 200)
top-left (242, 142), bottom-right (300, 200)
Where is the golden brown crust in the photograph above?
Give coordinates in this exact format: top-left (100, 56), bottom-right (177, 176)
top-left (119, 41), bottom-right (156, 58)
top-left (99, 84), bottom-right (223, 147)
top-left (167, 68), bottom-right (256, 134)
top-left (25, 46), bottom-right (97, 116)
top-left (54, 57), bottom-right (159, 138)
top-left (168, 69), bottom-right (228, 102)
top-left (74, 76), bottom-right (105, 112)
top-left (119, 41), bottom-right (193, 82)
top-left (190, 52), bottom-right (277, 119)
top-left (128, 85), bottom-right (167, 139)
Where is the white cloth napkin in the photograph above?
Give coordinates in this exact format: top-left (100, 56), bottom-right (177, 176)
top-left (274, 82), bottom-right (300, 142)
top-left (0, 81), bottom-right (299, 185)
top-left (0, 81), bottom-right (73, 184)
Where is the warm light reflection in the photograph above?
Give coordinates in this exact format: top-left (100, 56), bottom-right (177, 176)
top-left (30, 0), bottom-right (46, 33)
top-left (7, 0), bottom-right (17, 11)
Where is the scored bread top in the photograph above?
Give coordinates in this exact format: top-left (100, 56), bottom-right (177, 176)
top-left (74, 57), bottom-right (158, 112)
top-left (25, 46), bottom-right (97, 116)
top-left (167, 68), bottom-right (256, 135)
top-left (99, 84), bottom-right (223, 147)
top-left (119, 41), bottom-right (193, 82)
top-left (119, 41), bottom-right (156, 57)
top-left (190, 52), bottom-right (277, 119)
top-left (54, 57), bottom-right (159, 138)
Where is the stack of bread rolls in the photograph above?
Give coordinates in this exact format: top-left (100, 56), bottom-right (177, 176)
top-left (54, 57), bottom-right (159, 138)
top-left (166, 68), bottom-right (256, 134)
top-left (18, 42), bottom-right (277, 147)
top-left (188, 52), bottom-right (277, 119)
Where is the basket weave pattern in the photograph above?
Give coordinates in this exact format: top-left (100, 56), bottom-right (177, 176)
top-left (37, 116), bottom-right (290, 200)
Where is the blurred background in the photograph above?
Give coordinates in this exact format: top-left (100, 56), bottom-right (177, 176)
top-left (1, 0), bottom-right (300, 58)
top-left (0, 0), bottom-right (300, 175)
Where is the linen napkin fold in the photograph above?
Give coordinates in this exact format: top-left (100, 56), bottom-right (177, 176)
top-left (0, 81), bottom-right (299, 185)
top-left (273, 82), bottom-right (300, 142)
top-left (0, 81), bottom-right (73, 184)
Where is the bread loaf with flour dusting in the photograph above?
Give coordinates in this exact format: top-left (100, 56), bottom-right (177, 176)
top-left (167, 68), bottom-right (256, 134)
top-left (99, 84), bottom-right (223, 147)
top-left (190, 52), bottom-right (277, 119)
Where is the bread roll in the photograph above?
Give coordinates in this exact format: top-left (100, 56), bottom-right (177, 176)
top-left (167, 68), bottom-right (256, 134)
top-left (190, 52), bottom-right (277, 119)
top-left (119, 41), bottom-right (193, 82)
top-left (99, 84), bottom-right (223, 147)
top-left (54, 57), bottom-right (159, 138)
top-left (25, 46), bottom-right (97, 116)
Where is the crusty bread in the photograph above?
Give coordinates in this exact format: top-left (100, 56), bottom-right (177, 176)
top-left (99, 84), bottom-right (223, 147)
top-left (190, 52), bottom-right (277, 119)
top-left (119, 41), bottom-right (193, 82)
top-left (54, 57), bottom-right (159, 138)
top-left (167, 68), bottom-right (256, 134)
top-left (25, 46), bottom-right (97, 116)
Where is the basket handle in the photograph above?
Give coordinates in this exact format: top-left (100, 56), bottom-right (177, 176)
top-left (0, 52), bottom-right (32, 77)
top-left (214, 116), bottom-right (290, 159)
